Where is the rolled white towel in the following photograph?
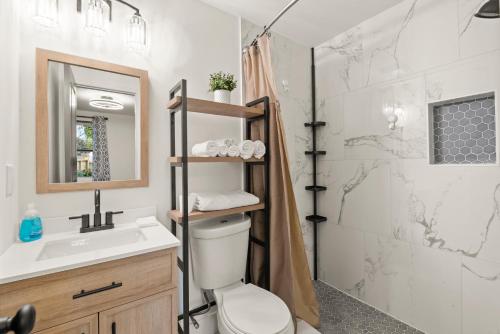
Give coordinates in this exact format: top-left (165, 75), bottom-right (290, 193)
top-left (239, 140), bottom-right (255, 160)
top-left (218, 145), bottom-right (229, 157)
top-left (227, 145), bottom-right (240, 157)
top-left (192, 141), bottom-right (219, 157)
top-left (214, 138), bottom-right (235, 147)
top-left (253, 140), bottom-right (266, 159)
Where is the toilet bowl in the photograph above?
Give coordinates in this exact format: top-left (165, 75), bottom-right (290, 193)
top-left (214, 283), bottom-right (294, 334)
top-left (190, 215), bottom-right (294, 334)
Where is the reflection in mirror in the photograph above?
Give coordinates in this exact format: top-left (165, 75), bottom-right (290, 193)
top-left (47, 61), bottom-right (141, 184)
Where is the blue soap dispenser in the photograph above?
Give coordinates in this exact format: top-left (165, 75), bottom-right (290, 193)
top-left (19, 203), bottom-right (43, 242)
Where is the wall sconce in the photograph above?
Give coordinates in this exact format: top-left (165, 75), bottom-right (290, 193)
top-left (33, 0), bottom-right (59, 27)
top-left (383, 102), bottom-right (400, 130)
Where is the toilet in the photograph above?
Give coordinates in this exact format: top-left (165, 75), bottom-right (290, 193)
top-left (190, 215), bottom-right (294, 334)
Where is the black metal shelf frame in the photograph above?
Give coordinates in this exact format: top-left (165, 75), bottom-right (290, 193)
top-left (306, 48), bottom-right (328, 281)
top-left (168, 79), bottom-right (271, 334)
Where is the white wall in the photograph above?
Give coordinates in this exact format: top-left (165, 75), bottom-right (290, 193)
top-left (13, 0), bottom-right (243, 242)
top-left (315, 0), bottom-right (500, 333)
top-left (0, 0), bottom-right (20, 254)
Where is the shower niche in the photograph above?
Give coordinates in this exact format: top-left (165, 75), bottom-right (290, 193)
top-left (429, 92), bottom-right (496, 165)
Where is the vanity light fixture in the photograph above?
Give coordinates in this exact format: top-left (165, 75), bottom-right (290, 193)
top-left (33, 0), bottom-right (59, 27)
top-left (32, 0), bottom-right (147, 50)
top-left (78, 0), bottom-right (147, 50)
top-left (89, 96), bottom-right (124, 110)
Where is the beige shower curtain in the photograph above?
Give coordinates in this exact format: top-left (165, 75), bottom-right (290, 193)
top-left (243, 35), bottom-right (320, 329)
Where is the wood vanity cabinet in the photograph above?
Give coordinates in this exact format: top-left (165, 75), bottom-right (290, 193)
top-left (36, 315), bottom-right (98, 334)
top-left (0, 249), bottom-right (177, 334)
top-left (99, 291), bottom-right (176, 334)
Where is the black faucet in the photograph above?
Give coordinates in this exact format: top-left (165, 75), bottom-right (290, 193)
top-left (94, 189), bottom-right (102, 227)
top-left (69, 190), bottom-right (123, 233)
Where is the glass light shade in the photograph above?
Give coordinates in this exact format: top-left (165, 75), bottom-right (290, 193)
top-left (33, 0), bottom-right (58, 27)
top-left (85, 0), bottom-right (109, 36)
top-left (126, 14), bottom-right (147, 51)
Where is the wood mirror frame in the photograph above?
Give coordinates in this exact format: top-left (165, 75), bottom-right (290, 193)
top-left (36, 49), bottom-right (149, 193)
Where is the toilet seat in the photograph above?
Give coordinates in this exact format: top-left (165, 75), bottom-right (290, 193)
top-left (218, 284), bottom-right (292, 334)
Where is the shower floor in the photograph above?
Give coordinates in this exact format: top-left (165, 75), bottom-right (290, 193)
top-left (314, 281), bottom-right (423, 334)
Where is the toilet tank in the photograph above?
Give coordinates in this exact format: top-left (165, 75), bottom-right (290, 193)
top-left (190, 215), bottom-right (251, 289)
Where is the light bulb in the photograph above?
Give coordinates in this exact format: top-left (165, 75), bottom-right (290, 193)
top-left (126, 13), bottom-right (147, 51)
top-left (85, 0), bottom-right (109, 37)
top-left (33, 0), bottom-right (58, 27)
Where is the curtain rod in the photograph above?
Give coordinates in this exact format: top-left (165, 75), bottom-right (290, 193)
top-left (249, 0), bottom-right (302, 46)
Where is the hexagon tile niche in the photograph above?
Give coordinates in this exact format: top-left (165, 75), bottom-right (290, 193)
top-left (430, 93), bottom-right (496, 165)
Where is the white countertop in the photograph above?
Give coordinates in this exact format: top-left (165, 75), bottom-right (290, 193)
top-left (0, 216), bottom-right (180, 285)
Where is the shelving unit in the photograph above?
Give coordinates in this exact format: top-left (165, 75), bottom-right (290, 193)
top-left (306, 48), bottom-right (328, 281)
top-left (168, 79), bottom-right (270, 334)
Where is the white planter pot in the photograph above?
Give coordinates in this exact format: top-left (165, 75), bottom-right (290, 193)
top-left (213, 90), bottom-right (231, 104)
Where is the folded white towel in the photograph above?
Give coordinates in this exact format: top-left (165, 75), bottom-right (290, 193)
top-left (194, 190), bottom-right (260, 211)
top-left (239, 140), bottom-right (255, 160)
top-left (227, 145), bottom-right (240, 157)
top-left (218, 145), bottom-right (229, 157)
top-left (253, 140), bottom-right (266, 159)
top-left (192, 141), bottom-right (219, 157)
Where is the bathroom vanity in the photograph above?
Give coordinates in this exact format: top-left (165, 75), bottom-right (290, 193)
top-left (0, 217), bottom-right (179, 333)
top-left (0, 48), bottom-right (180, 333)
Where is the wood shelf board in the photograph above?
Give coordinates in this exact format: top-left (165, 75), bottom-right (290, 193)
top-left (167, 97), bottom-right (264, 118)
top-left (168, 203), bottom-right (264, 224)
top-left (169, 156), bottom-right (264, 164)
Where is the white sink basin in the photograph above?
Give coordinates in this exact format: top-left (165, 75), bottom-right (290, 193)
top-left (37, 228), bottom-right (146, 261)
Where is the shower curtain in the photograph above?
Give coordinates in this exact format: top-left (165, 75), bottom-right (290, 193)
top-left (243, 35), bottom-right (320, 328)
top-left (92, 116), bottom-right (111, 181)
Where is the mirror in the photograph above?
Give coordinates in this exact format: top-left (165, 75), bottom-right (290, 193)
top-left (36, 49), bottom-right (148, 193)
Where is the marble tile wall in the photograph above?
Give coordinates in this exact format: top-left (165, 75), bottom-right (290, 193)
top-left (314, 0), bottom-right (500, 333)
top-left (240, 20), bottom-right (315, 274)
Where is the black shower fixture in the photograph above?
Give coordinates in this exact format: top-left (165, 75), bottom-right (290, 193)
top-left (475, 0), bottom-right (500, 19)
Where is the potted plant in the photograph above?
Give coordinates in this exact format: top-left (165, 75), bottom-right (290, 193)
top-left (209, 71), bottom-right (237, 104)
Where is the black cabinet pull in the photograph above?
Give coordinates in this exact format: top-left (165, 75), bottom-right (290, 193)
top-left (111, 321), bottom-right (116, 334)
top-left (72, 281), bottom-right (123, 299)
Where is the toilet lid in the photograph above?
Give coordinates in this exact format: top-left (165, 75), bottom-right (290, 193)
top-left (221, 284), bottom-right (291, 334)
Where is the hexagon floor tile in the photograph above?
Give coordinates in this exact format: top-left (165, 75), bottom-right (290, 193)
top-left (314, 281), bottom-right (424, 334)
